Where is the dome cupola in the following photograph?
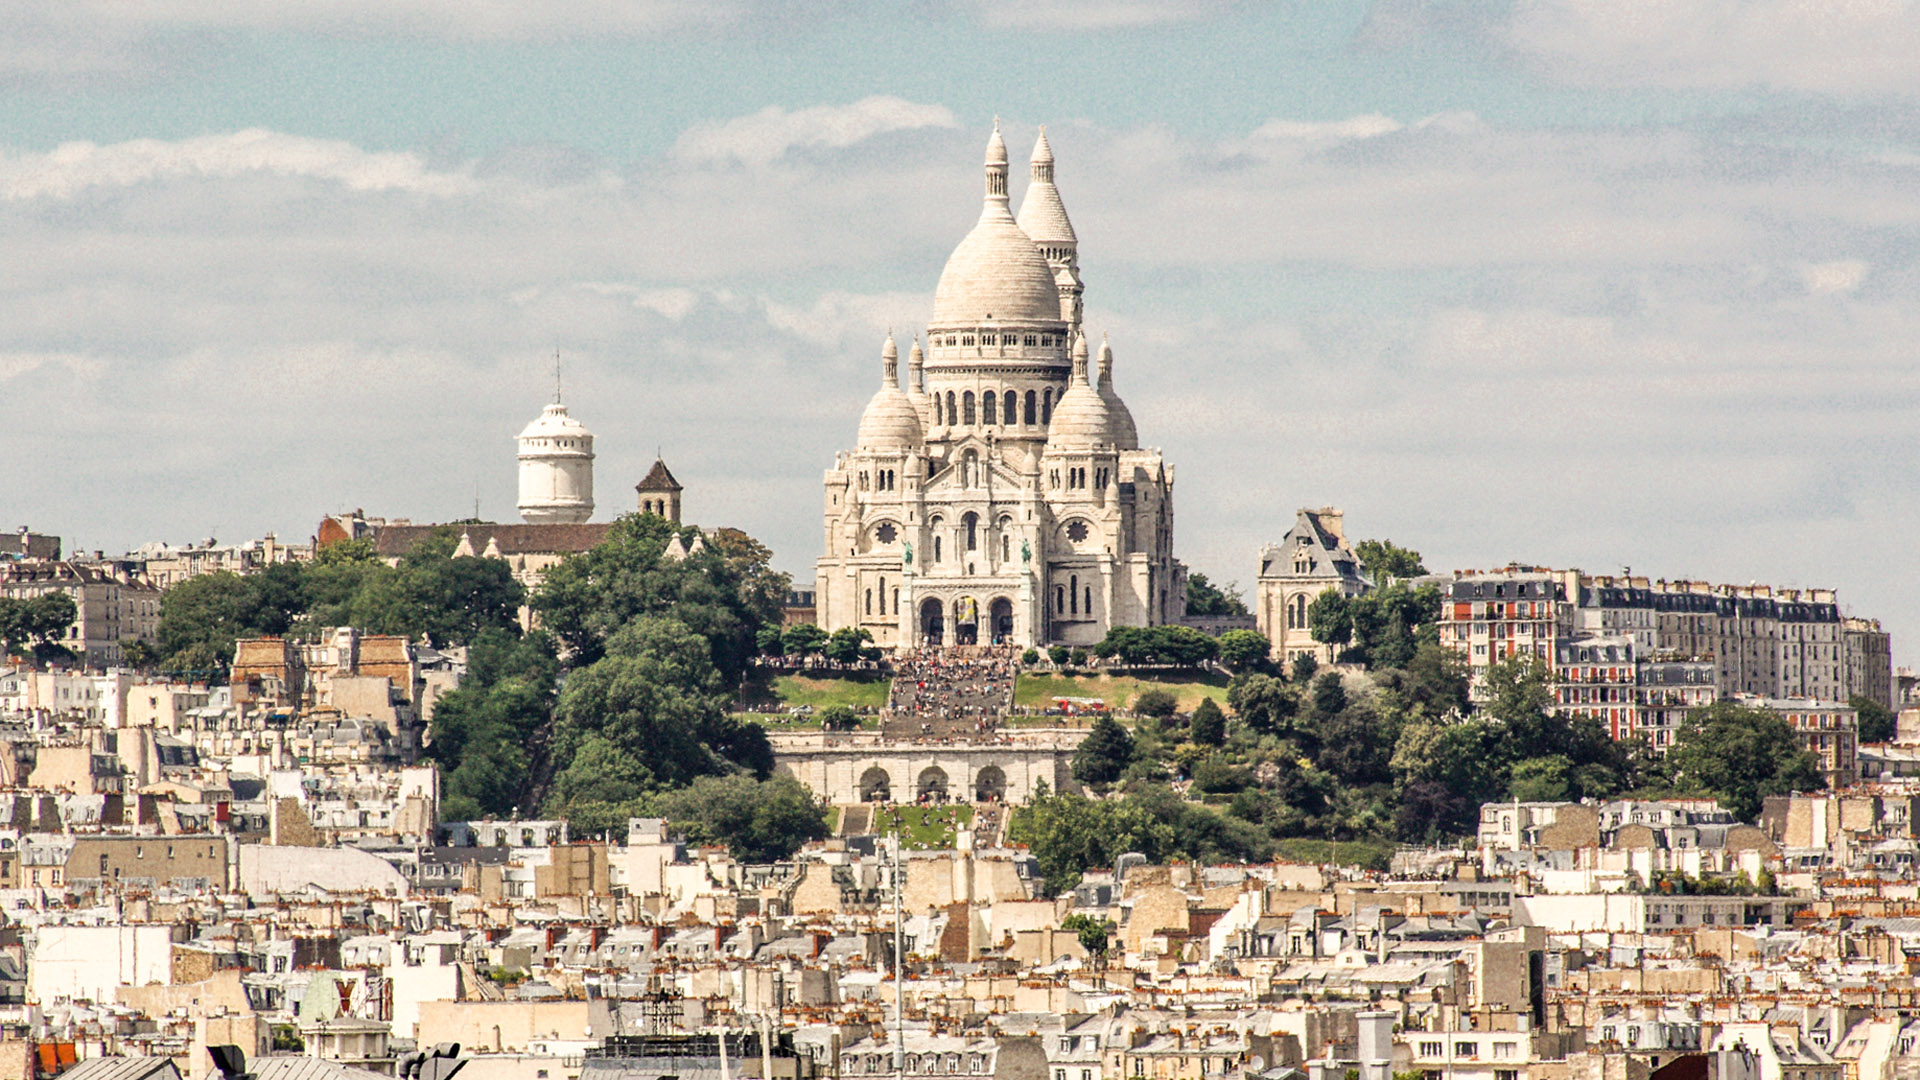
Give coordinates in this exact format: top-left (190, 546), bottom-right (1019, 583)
top-left (856, 333), bottom-right (925, 451)
top-left (1096, 335), bottom-right (1139, 449)
top-left (1046, 333), bottom-right (1121, 448)
top-left (929, 123), bottom-right (1067, 330)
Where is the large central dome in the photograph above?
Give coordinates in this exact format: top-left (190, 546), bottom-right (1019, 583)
top-left (928, 125), bottom-right (1067, 329)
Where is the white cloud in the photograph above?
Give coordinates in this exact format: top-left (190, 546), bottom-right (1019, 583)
top-left (1801, 260), bottom-right (1870, 294)
top-left (964, 0), bottom-right (1242, 29)
top-left (1376, 0), bottom-right (1920, 95)
top-left (0, 129), bottom-right (475, 201)
top-left (0, 351), bottom-right (101, 382)
top-left (672, 97), bottom-right (958, 167)
top-left (1249, 114), bottom-right (1403, 141)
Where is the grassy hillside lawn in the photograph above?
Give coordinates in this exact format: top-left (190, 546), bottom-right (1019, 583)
top-left (1015, 671), bottom-right (1230, 714)
top-left (769, 674), bottom-right (891, 709)
top-left (872, 805), bottom-right (976, 849)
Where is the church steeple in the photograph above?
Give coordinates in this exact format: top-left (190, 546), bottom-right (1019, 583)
top-left (984, 119), bottom-right (1009, 204)
top-left (1017, 124), bottom-right (1082, 330)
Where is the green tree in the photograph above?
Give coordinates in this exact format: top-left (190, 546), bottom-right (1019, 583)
top-left (1190, 698), bottom-right (1226, 746)
top-left (153, 572), bottom-right (257, 675)
top-left (783, 623), bottom-right (828, 658)
top-left (1132, 689), bottom-right (1178, 720)
top-left (0, 593), bottom-right (78, 659)
top-left (1310, 672), bottom-right (1348, 720)
top-left (546, 616), bottom-right (774, 826)
top-left (427, 629), bottom-right (558, 820)
top-left (1853, 695), bottom-right (1897, 744)
top-left (1184, 573), bottom-right (1249, 617)
top-left (654, 773), bottom-right (828, 863)
top-left (1306, 589), bottom-right (1353, 648)
top-left (1061, 913), bottom-right (1117, 965)
top-left (756, 626), bottom-right (786, 656)
top-left (1047, 644), bottom-right (1070, 666)
top-left (532, 514), bottom-right (787, 683)
top-left (823, 627), bottom-right (879, 665)
top-left (818, 704), bottom-right (860, 731)
top-left (1228, 674), bottom-right (1301, 737)
top-left (1217, 629), bottom-right (1272, 673)
top-left (1662, 702), bottom-right (1826, 820)
top-left (1290, 652), bottom-right (1319, 685)
top-left (1021, 648), bottom-right (1040, 666)
top-left (1072, 715), bottom-right (1136, 786)
top-left (1354, 539), bottom-right (1427, 582)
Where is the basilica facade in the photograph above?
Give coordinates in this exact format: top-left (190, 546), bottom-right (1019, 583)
top-left (815, 125), bottom-right (1185, 649)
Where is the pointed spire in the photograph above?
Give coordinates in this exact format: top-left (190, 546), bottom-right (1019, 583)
top-left (1098, 333), bottom-right (1113, 390)
top-left (984, 120), bottom-right (1009, 204)
top-left (1071, 331), bottom-right (1090, 384)
top-left (907, 336), bottom-right (925, 393)
top-left (1031, 125), bottom-right (1054, 182)
top-left (882, 331), bottom-right (899, 387)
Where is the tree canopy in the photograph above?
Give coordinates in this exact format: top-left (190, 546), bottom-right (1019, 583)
top-left (1354, 538), bottom-right (1427, 582)
top-left (1660, 702), bottom-right (1826, 820)
top-left (653, 773), bottom-right (828, 863)
top-left (150, 530), bottom-right (523, 676)
top-left (1184, 573), bottom-right (1249, 617)
top-left (531, 514), bottom-right (787, 684)
top-left (0, 593), bottom-right (78, 661)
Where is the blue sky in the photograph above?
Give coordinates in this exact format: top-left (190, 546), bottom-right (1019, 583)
top-left (10, 0), bottom-right (1920, 663)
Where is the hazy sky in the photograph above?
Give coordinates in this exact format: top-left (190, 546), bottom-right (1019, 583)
top-left (8, 1), bottom-right (1920, 662)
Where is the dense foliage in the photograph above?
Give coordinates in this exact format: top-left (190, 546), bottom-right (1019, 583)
top-left (0, 593), bottom-right (78, 661)
top-left (652, 774), bottom-right (830, 863)
top-left (1655, 702), bottom-right (1825, 820)
top-left (150, 531), bottom-right (523, 675)
top-left (1184, 573), bottom-right (1249, 617)
top-left (531, 518), bottom-right (786, 683)
top-left (1853, 694), bottom-right (1897, 744)
top-left (1092, 625), bottom-right (1219, 666)
top-left (1353, 538), bottom-right (1427, 582)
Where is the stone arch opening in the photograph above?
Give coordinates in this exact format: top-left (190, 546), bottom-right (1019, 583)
top-left (989, 597), bottom-right (1014, 645)
top-left (917, 766), bottom-right (949, 803)
top-left (920, 597), bottom-right (945, 646)
top-left (859, 766), bottom-right (892, 802)
top-left (974, 765), bottom-right (1007, 803)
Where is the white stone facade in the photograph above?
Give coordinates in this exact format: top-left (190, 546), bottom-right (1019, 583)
top-left (816, 126), bottom-right (1184, 649)
top-left (516, 400), bottom-right (594, 525)
top-left (1255, 507), bottom-right (1372, 665)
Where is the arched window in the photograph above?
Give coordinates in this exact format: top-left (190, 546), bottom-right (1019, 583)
top-left (946, 391), bottom-right (957, 425)
top-left (1042, 388), bottom-right (1053, 425)
top-left (1085, 585), bottom-right (1093, 614)
top-left (983, 391), bottom-right (996, 425)
top-left (964, 512), bottom-right (978, 550)
top-left (878, 576), bottom-right (887, 616)
top-left (1001, 533), bottom-right (1010, 561)
top-left (1070, 574), bottom-right (1079, 614)
top-left (865, 589), bottom-right (872, 615)
top-left (963, 391), bottom-right (976, 425)
top-left (1056, 585), bottom-right (1066, 612)
top-left (932, 395), bottom-right (943, 425)
top-left (934, 536), bottom-right (943, 563)
top-left (1024, 390), bottom-right (1036, 425)
top-left (1004, 392), bottom-right (1016, 424)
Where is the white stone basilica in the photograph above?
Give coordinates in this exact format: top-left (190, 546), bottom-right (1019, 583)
top-left (816, 125), bottom-right (1185, 649)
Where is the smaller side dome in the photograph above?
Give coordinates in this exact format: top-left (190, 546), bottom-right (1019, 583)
top-left (517, 401), bottom-right (593, 444)
top-left (1046, 334), bottom-right (1120, 448)
top-left (1097, 336), bottom-right (1139, 449)
top-left (857, 334), bottom-right (925, 451)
